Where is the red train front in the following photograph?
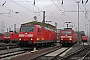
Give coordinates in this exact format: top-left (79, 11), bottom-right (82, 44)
top-left (18, 24), bottom-right (57, 46)
top-left (81, 36), bottom-right (88, 42)
top-left (60, 28), bottom-right (78, 46)
top-left (4, 31), bottom-right (18, 43)
top-left (4, 32), bottom-right (12, 43)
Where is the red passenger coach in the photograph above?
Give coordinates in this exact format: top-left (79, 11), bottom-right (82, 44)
top-left (18, 24), bottom-right (57, 47)
top-left (60, 28), bottom-right (78, 46)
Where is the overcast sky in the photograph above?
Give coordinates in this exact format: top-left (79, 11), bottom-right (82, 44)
top-left (0, 0), bottom-right (90, 34)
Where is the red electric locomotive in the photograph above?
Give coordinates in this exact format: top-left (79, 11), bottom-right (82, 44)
top-left (4, 31), bottom-right (18, 43)
top-left (60, 28), bottom-right (78, 46)
top-left (81, 36), bottom-right (88, 42)
top-left (18, 24), bottom-right (57, 47)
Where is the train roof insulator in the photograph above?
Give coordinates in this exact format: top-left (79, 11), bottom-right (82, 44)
top-left (64, 28), bottom-right (72, 30)
top-left (9, 31), bottom-right (13, 32)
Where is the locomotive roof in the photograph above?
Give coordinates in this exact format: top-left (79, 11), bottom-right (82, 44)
top-left (22, 21), bottom-right (56, 30)
top-left (21, 24), bottom-right (34, 26)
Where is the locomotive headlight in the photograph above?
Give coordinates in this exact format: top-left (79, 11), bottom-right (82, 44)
top-left (69, 38), bottom-right (72, 40)
top-left (37, 38), bottom-right (39, 40)
top-left (19, 38), bottom-right (21, 40)
top-left (31, 38), bottom-right (33, 40)
top-left (42, 38), bottom-right (44, 40)
top-left (61, 38), bottom-right (63, 40)
top-left (25, 33), bottom-right (27, 34)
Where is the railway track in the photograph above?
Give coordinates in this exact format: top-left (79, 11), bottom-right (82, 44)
top-left (0, 45), bottom-right (18, 50)
top-left (59, 45), bottom-right (90, 60)
top-left (30, 42), bottom-right (79, 60)
top-left (9, 46), bottom-right (61, 60)
top-left (32, 47), bottom-right (70, 60)
top-left (0, 50), bottom-right (26, 59)
top-left (1, 42), bottom-right (86, 60)
top-left (80, 50), bottom-right (90, 60)
top-left (0, 47), bottom-right (32, 60)
top-left (8, 42), bottom-right (80, 60)
top-left (0, 43), bottom-right (19, 50)
top-left (0, 45), bottom-right (61, 60)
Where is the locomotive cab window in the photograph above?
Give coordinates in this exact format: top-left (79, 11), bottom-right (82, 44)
top-left (27, 27), bottom-right (34, 32)
top-left (20, 25), bottom-right (34, 32)
top-left (4, 33), bottom-right (10, 37)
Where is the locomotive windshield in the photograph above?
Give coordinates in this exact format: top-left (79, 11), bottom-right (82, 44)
top-left (4, 33), bottom-right (10, 37)
top-left (20, 25), bottom-right (34, 32)
top-left (62, 31), bottom-right (72, 34)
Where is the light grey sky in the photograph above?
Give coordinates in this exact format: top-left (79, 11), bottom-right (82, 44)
top-left (0, 0), bottom-right (90, 34)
